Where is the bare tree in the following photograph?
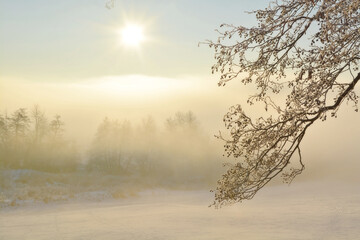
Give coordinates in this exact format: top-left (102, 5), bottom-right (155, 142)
top-left (0, 113), bottom-right (10, 146)
top-left (165, 111), bottom-right (198, 132)
top-left (31, 105), bottom-right (48, 144)
top-left (204, 0), bottom-right (360, 207)
top-left (88, 118), bottom-right (134, 174)
top-left (49, 115), bottom-right (64, 140)
top-left (9, 108), bottom-right (30, 142)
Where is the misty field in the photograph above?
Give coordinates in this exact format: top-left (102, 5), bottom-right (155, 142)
top-left (1, 181), bottom-right (359, 240)
top-left (1, 107), bottom-right (360, 239)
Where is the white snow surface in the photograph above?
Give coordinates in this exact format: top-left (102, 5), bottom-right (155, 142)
top-left (1, 181), bottom-right (359, 240)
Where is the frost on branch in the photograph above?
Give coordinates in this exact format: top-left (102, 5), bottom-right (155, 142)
top-left (205, 0), bottom-right (360, 207)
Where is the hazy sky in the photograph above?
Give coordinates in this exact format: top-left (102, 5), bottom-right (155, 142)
top-left (1, 0), bottom-right (360, 180)
top-left (0, 0), bottom-right (268, 139)
top-left (0, 0), bottom-right (268, 81)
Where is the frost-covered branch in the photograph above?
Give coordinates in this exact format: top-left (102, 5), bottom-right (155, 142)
top-left (205, 0), bottom-right (360, 207)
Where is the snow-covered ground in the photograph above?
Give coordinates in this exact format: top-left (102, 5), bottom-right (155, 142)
top-left (1, 181), bottom-right (359, 240)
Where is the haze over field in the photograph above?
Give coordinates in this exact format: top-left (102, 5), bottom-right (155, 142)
top-left (1, 75), bottom-right (359, 182)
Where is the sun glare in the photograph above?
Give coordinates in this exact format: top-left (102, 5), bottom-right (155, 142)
top-left (120, 24), bottom-right (144, 47)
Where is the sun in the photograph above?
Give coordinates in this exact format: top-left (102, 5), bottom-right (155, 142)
top-left (120, 24), bottom-right (144, 47)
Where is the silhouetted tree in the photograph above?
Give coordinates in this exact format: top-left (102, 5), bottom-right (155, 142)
top-left (165, 111), bottom-right (198, 132)
top-left (31, 105), bottom-right (48, 144)
top-left (139, 116), bottom-right (157, 136)
top-left (205, 0), bottom-right (360, 207)
top-left (9, 108), bottom-right (30, 142)
top-left (49, 114), bottom-right (64, 140)
top-left (0, 113), bottom-right (10, 145)
top-left (88, 118), bottom-right (133, 174)
top-left (0, 113), bottom-right (10, 167)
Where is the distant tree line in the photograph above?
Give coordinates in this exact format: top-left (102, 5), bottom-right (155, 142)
top-left (0, 105), bottom-right (78, 172)
top-left (87, 111), bottom-right (221, 183)
top-left (0, 107), bottom-right (222, 184)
